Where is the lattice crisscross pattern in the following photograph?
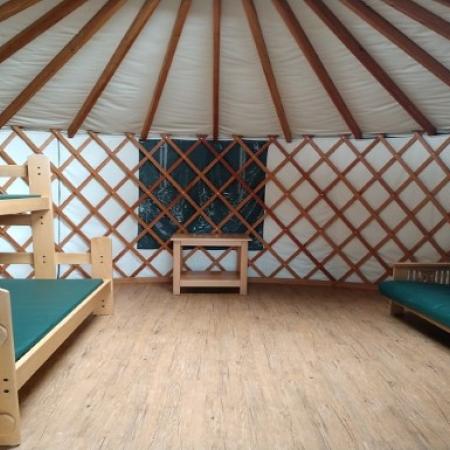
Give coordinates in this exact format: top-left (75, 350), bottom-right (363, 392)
top-left (0, 127), bottom-right (449, 285)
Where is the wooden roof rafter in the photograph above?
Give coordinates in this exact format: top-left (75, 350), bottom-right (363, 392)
top-left (0, 0), bottom-right (127, 130)
top-left (0, 0), bottom-right (42, 22)
top-left (212, 0), bottom-right (221, 141)
top-left (272, 0), bottom-right (362, 139)
top-left (141, 0), bottom-right (192, 139)
top-left (342, 0), bottom-right (450, 87)
top-left (382, 0), bottom-right (450, 40)
top-left (242, 0), bottom-right (292, 142)
top-left (68, 0), bottom-right (162, 138)
top-left (0, 0), bottom-right (89, 64)
top-left (0, 0), bottom-right (447, 137)
top-left (304, 0), bottom-right (437, 135)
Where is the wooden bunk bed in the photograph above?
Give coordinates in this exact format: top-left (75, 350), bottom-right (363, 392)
top-left (0, 155), bottom-right (113, 446)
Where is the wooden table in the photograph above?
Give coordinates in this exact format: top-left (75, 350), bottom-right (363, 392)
top-left (171, 234), bottom-right (251, 295)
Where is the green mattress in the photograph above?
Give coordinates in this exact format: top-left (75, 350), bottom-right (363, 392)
top-left (0, 194), bottom-right (40, 200)
top-left (0, 279), bottom-right (103, 361)
top-left (379, 281), bottom-right (450, 329)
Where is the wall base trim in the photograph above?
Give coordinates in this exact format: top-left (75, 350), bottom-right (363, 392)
top-left (113, 276), bottom-right (378, 291)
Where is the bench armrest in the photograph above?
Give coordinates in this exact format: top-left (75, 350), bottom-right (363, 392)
top-left (393, 263), bottom-right (450, 285)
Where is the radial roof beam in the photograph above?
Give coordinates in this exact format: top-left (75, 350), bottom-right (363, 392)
top-left (342, 0), bottom-right (450, 87)
top-left (0, 0), bottom-right (126, 129)
top-left (305, 0), bottom-right (436, 135)
top-left (68, 0), bottom-right (161, 137)
top-left (0, 0), bottom-right (42, 22)
top-left (0, 0), bottom-right (88, 64)
top-left (212, 0), bottom-right (221, 141)
top-left (273, 0), bottom-right (362, 138)
top-left (382, 0), bottom-right (450, 40)
top-left (141, 0), bottom-right (192, 139)
top-left (242, 0), bottom-right (292, 142)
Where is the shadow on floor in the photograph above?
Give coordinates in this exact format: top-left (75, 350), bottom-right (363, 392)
top-left (394, 312), bottom-right (450, 348)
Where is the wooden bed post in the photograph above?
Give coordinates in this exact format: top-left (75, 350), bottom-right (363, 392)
top-left (0, 289), bottom-right (21, 446)
top-left (91, 237), bottom-right (113, 315)
top-left (27, 154), bottom-right (57, 279)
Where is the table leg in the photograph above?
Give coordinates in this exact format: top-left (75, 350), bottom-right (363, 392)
top-left (173, 241), bottom-right (181, 295)
top-left (239, 242), bottom-right (248, 295)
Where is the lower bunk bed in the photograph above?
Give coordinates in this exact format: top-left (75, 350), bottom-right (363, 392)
top-left (0, 241), bottom-right (113, 446)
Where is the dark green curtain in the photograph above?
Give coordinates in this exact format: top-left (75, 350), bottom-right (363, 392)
top-left (138, 139), bottom-right (267, 250)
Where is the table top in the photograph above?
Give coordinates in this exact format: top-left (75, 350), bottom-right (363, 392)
top-left (171, 233), bottom-right (251, 242)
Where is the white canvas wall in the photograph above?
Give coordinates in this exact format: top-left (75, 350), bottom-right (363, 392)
top-left (1, 129), bottom-right (448, 283)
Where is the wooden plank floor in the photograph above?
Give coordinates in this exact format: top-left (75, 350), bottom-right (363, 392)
top-left (8, 284), bottom-right (450, 450)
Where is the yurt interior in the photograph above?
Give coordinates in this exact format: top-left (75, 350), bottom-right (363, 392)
top-left (0, 0), bottom-right (449, 448)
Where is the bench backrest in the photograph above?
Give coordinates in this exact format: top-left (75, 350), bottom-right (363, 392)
top-left (393, 263), bottom-right (450, 285)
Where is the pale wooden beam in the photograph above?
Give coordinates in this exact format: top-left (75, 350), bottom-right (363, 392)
top-left (342, 0), bottom-right (450, 87)
top-left (212, 0), bottom-right (221, 141)
top-left (382, 0), bottom-right (450, 40)
top-left (0, 165), bottom-right (26, 177)
top-left (141, 0), bottom-right (192, 139)
top-left (68, 0), bottom-right (161, 137)
top-left (242, 0), bottom-right (292, 142)
top-left (0, 252), bottom-right (33, 264)
top-left (0, 0), bottom-right (88, 64)
top-left (0, 0), bottom-right (42, 22)
top-left (304, 0), bottom-right (437, 135)
top-left (0, 215), bottom-right (32, 226)
top-left (56, 252), bottom-right (90, 265)
top-left (272, 0), bottom-right (361, 138)
top-left (0, 0), bottom-right (126, 129)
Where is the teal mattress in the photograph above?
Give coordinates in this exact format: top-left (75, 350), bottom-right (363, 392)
top-left (0, 194), bottom-right (40, 200)
top-left (379, 281), bottom-right (450, 329)
top-left (0, 279), bottom-right (103, 361)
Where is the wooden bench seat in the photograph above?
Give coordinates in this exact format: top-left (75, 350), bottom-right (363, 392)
top-left (379, 263), bottom-right (450, 334)
top-left (379, 280), bottom-right (450, 331)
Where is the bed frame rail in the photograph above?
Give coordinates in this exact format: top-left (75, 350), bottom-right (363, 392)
top-left (15, 280), bottom-right (112, 389)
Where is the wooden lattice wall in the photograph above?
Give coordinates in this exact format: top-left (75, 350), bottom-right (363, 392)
top-left (0, 126), bottom-right (449, 287)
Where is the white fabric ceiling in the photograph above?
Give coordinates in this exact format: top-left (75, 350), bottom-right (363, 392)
top-left (0, 0), bottom-right (449, 138)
